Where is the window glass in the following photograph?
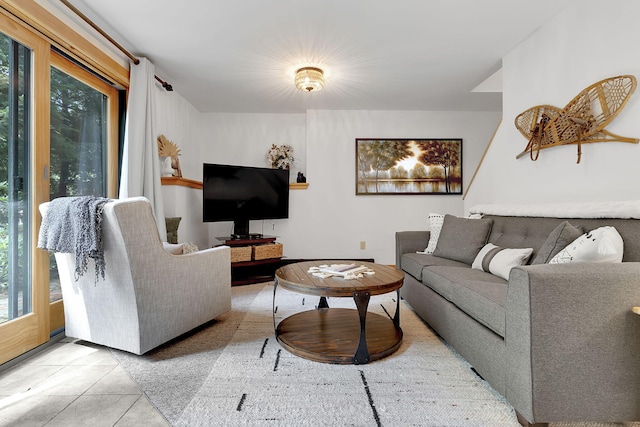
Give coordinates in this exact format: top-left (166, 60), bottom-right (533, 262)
top-left (48, 59), bottom-right (110, 303)
top-left (0, 32), bottom-right (32, 323)
top-left (50, 65), bottom-right (107, 198)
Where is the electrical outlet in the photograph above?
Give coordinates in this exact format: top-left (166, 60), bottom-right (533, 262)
top-left (360, 241), bottom-right (366, 250)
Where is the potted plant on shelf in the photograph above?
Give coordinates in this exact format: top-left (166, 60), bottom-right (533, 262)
top-left (266, 144), bottom-right (294, 170)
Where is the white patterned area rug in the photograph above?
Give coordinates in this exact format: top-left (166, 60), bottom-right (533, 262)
top-left (112, 283), bottom-right (639, 427)
top-left (176, 284), bottom-right (520, 426)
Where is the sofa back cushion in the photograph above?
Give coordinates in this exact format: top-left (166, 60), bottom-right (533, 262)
top-left (485, 215), bottom-right (640, 263)
top-left (433, 214), bottom-right (493, 264)
top-left (531, 221), bottom-right (584, 264)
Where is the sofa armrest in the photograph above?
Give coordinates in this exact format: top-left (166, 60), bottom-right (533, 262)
top-left (505, 263), bottom-right (640, 423)
top-left (395, 231), bottom-right (429, 268)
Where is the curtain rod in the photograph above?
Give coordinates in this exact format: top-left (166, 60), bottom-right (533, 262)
top-left (155, 75), bottom-right (173, 91)
top-left (60, 0), bottom-right (173, 91)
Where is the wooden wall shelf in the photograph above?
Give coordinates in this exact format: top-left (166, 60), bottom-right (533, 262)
top-left (160, 176), bottom-right (202, 189)
top-left (289, 183), bottom-right (309, 190)
top-left (161, 176), bottom-right (309, 190)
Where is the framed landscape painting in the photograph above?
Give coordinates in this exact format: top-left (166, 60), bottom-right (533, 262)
top-left (356, 138), bottom-right (462, 195)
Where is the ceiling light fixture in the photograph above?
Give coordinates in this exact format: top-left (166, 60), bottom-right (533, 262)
top-left (295, 67), bottom-right (325, 92)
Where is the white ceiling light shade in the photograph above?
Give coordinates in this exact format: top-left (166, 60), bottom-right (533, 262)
top-left (295, 67), bottom-right (325, 92)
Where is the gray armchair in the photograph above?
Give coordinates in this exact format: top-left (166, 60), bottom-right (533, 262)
top-left (39, 196), bottom-right (231, 355)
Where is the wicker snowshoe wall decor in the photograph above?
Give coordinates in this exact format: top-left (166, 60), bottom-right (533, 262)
top-left (514, 75), bottom-right (638, 163)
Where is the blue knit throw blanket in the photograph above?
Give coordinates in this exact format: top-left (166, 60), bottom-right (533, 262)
top-left (38, 196), bottom-right (111, 282)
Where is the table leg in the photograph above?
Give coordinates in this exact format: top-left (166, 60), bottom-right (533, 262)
top-left (272, 276), bottom-right (279, 335)
top-left (393, 289), bottom-right (401, 328)
top-left (353, 290), bottom-right (371, 364)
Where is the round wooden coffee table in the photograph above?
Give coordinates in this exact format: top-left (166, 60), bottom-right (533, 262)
top-left (273, 260), bottom-right (404, 364)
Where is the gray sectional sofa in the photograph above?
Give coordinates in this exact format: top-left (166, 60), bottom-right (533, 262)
top-left (396, 207), bottom-right (640, 426)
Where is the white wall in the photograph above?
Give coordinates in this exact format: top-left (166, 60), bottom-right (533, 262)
top-left (155, 88), bottom-right (204, 183)
top-left (287, 110), bottom-right (500, 264)
top-left (155, 88), bottom-right (211, 249)
top-left (151, 68), bottom-right (502, 265)
top-left (198, 113), bottom-right (307, 180)
top-left (197, 113), bottom-right (307, 246)
top-left (157, 103), bottom-right (500, 262)
top-left (187, 109), bottom-right (498, 263)
top-left (465, 0), bottom-right (640, 210)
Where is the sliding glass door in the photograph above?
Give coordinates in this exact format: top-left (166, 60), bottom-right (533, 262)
top-left (47, 52), bottom-right (118, 326)
top-left (0, 5), bottom-right (122, 365)
top-left (0, 16), bottom-right (51, 364)
top-left (0, 33), bottom-right (31, 327)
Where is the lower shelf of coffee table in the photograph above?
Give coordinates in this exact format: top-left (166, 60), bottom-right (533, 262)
top-left (275, 307), bottom-right (402, 364)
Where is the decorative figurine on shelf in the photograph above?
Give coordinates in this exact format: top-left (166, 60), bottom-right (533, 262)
top-left (296, 172), bottom-right (307, 183)
top-left (159, 156), bottom-right (174, 177)
top-left (157, 134), bottom-right (183, 177)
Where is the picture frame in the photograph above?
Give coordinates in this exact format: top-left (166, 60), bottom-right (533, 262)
top-left (355, 138), bottom-right (462, 195)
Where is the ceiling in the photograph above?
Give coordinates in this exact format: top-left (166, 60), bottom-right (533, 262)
top-left (61, 0), bottom-right (576, 114)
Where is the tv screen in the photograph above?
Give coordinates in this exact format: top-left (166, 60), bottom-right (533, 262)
top-left (202, 163), bottom-right (290, 237)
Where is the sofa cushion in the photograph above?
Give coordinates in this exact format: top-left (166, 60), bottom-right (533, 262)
top-left (401, 252), bottom-right (468, 281)
top-left (485, 215), bottom-right (561, 263)
top-left (452, 277), bottom-right (508, 338)
top-left (420, 265), bottom-right (465, 301)
top-left (531, 221), bottom-right (584, 265)
top-left (481, 215), bottom-right (640, 262)
top-left (433, 214), bottom-right (493, 264)
top-left (421, 265), bottom-right (507, 337)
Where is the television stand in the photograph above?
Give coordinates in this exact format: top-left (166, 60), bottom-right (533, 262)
top-left (220, 235), bottom-right (276, 246)
top-left (230, 233), bottom-right (264, 240)
top-left (217, 236), bottom-right (282, 285)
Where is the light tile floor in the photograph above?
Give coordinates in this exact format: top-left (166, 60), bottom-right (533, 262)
top-left (0, 338), bottom-right (169, 427)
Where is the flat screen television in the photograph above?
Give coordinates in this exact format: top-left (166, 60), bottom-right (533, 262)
top-left (202, 163), bottom-right (290, 239)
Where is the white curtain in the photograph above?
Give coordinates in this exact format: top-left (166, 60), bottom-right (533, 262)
top-left (119, 57), bottom-right (167, 241)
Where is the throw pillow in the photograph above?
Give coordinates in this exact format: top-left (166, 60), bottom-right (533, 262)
top-left (421, 213), bottom-right (484, 254)
top-left (549, 226), bottom-right (624, 264)
top-left (531, 221), bottom-right (584, 264)
top-left (433, 214), bottom-right (493, 264)
top-left (472, 243), bottom-right (533, 280)
top-left (182, 242), bottom-right (199, 254)
top-left (424, 213), bottom-right (445, 254)
top-left (165, 217), bottom-right (182, 244)
top-left (162, 242), bottom-right (184, 255)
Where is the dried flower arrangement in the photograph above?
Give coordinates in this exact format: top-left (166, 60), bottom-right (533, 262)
top-left (157, 134), bottom-right (181, 157)
top-left (157, 134), bottom-right (182, 177)
top-left (266, 144), bottom-right (294, 169)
